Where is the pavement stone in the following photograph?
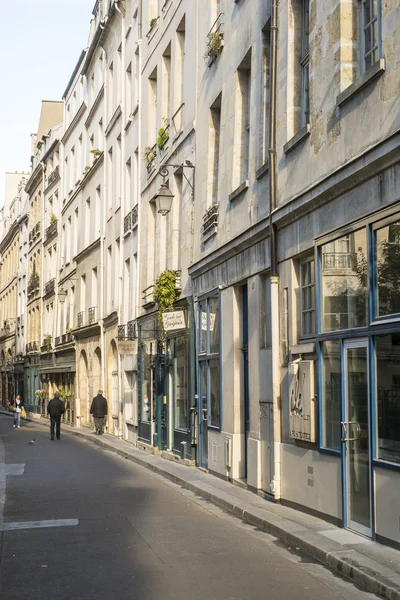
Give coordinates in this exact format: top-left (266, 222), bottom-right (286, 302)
top-left (1, 408), bottom-right (400, 600)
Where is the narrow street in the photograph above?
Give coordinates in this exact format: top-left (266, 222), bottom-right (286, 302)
top-left (0, 416), bottom-right (379, 600)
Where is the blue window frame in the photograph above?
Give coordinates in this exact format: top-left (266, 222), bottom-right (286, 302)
top-left (198, 294), bottom-right (221, 429)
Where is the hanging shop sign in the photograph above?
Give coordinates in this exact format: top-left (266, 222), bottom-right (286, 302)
top-left (162, 310), bottom-right (186, 331)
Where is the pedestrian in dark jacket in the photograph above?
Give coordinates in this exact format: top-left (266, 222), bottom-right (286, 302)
top-left (90, 390), bottom-right (108, 435)
top-left (47, 392), bottom-right (65, 441)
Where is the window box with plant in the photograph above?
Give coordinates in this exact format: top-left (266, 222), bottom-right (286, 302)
top-left (144, 145), bottom-right (157, 172)
top-left (157, 119), bottom-right (169, 151)
top-left (154, 270), bottom-right (182, 341)
top-left (45, 333), bottom-right (52, 351)
top-left (90, 149), bottom-right (102, 160)
top-left (50, 213), bottom-right (58, 224)
top-left (28, 262), bottom-right (40, 295)
top-left (204, 15), bottom-right (224, 66)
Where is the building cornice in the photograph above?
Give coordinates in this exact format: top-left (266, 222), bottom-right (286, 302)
top-left (25, 163), bottom-right (43, 196)
top-left (85, 84), bottom-right (105, 129)
top-left (74, 237), bottom-right (101, 264)
top-left (0, 220), bottom-right (19, 254)
top-left (105, 104), bottom-right (122, 137)
top-left (62, 50), bottom-right (86, 100)
top-left (80, 152), bottom-right (104, 189)
top-left (272, 128), bottom-right (400, 231)
top-left (61, 102), bottom-right (87, 146)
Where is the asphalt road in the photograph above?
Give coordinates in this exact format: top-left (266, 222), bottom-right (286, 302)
top-left (0, 416), bottom-right (379, 600)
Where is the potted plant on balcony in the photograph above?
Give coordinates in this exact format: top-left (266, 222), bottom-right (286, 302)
top-left (90, 149), bottom-right (102, 160)
top-left (45, 333), bottom-right (52, 351)
top-left (157, 119), bottom-right (169, 150)
top-left (154, 270), bottom-right (181, 341)
top-left (50, 213), bottom-right (58, 224)
top-left (204, 31), bottom-right (224, 63)
top-left (144, 146), bottom-right (156, 166)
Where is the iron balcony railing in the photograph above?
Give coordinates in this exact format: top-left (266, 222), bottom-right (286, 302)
top-left (127, 320), bottom-right (137, 340)
top-left (45, 278), bottom-right (55, 295)
top-left (77, 312), bottom-right (84, 328)
top-left (172, 103), bottom-right (184, 137)
top-left (202, 204), bottom-right (219, 240)
top-left (124, 211), bottom-right (132, 234)
top-left (26, 341), bottom-right (39, 353)
top-left (55, 336), bottom-right (61, 346)
top-left (45, 220), bottom-right (57, 241)
top-left (118, 325), bottom-right (126, 340)
top-left (88, 306), bottom-right (96, 324)
top-left (131, 204), bottom-right (138, 228)
top-left (323, 252), bottom-right (357, 271)
top-left (47, 165), bottom-right (59, 187)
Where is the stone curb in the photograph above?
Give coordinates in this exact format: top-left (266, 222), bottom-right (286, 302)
top-left (1, 410), bottom-right (399, 599)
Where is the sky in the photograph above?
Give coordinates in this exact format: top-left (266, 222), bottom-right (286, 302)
top-left (0, 0), bottom-right (95, 202)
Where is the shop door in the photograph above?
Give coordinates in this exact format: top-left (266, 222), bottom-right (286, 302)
top-left (199, 362), bottom-right (208, 469)
top-left (342, 340), bottom-right (372, 537)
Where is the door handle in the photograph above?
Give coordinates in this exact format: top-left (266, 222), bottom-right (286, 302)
top-left (202, 408), bottom-right (207, 420)
top-left (341, 421), bottom-right (348, 442)
top-left (341, 421), bottom-right (361, 442)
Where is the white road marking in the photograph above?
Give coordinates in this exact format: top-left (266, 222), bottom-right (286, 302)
top-left (1, 518), bottom-right (79, 532)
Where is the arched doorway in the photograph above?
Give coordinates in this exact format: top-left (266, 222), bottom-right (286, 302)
top-left (107, 340), bottom-right (119, 435)
top-left (78, 350), bottom-right (89, 427)
top-left (92, 347), bottom-right (102, 397)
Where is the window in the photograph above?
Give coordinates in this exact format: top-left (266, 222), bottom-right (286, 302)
top-left (320, 230), bottom-right (368, 332)
top-left (208, 94), bottom-right (222, 206)
top-left (261, 21), bottom-right (271, 166)
top-left (198, 295), bottom-right (220, 428)
top-left (360, 0), bottom-right (381, 72)
top-left (376, 334), bottom-right (400, 464)
top-left (235, 51), bottom-right (252, 186)
top-left (375, 221), bottom-right (400, 317)
top-left (171, 336), bottom-right (189, 430)
top-left (301, 0), bottom-right (310, 126)
top-left (300, 258), bottom-right (316, 336)
top-left (321, 340), bottom-right (341, 451)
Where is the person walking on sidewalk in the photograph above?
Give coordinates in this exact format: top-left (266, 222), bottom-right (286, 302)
top-left (90, 390), bottom-right (108, 435)
top-left (12, 395), bottom-right (23, 428)
top-left (47, 392), bottom-right (65, 440)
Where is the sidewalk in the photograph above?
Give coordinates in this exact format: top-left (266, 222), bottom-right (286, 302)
top-left (2, 409), bottom-right (400, 600)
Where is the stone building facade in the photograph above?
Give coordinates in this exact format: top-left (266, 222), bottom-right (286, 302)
top-left (2, 0), bottom-right (400, 548)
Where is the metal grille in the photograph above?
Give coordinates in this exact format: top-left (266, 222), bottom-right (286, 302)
top-left (77, 312), bottom-right (84, 328)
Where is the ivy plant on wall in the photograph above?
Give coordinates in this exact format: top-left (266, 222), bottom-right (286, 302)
top-left (154, 270), bottom-right (181, 339)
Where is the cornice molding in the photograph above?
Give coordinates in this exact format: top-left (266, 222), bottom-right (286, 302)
top-left (25, 163), bottom-right (43, 195)
top-left (61, 102), bottom-right (87, 146)
top-left (85, 84), bottom-right (105, 129)
top-left (105, 105), bottom-right (122, 138)
top-left (74, 237), bottom-right (101, 264)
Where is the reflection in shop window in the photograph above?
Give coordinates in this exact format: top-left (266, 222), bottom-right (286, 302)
top-left (320, 230), bottom-right (368, 332)
top-left (209, 296), bottom-right (219, 354)
top-left (209, 359), bottom-right (220, 427)
top-left (321, 340), bottom-right (341, 451)
top-left (200, 299), bottom-right (207, 353)
top-left (376, 334), bottom-right (400, 464)
top-left (174, 336), bottom-right (188, 430)
top-left (376, 221), bottom-right (400, 317)
top-left (141, 345), bottom-right (153, 423)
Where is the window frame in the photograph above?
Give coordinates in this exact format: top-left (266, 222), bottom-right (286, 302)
top-left (372, 215), bottom-right (400, 323)
top-left (300, 256), bottom-right (316, 339)
top-left (360, 0), bottom-right (382, 73)
top-left (300, 0), bottom-right (310, 127)
top-left (197, 293), bottom-right (221, 430)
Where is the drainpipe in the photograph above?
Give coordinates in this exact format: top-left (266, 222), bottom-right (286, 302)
top-left (116, 0), bottom-right (125, 438)
top-left (268, 0), bottom-right (281, 501)
top-left (99, 44), bottom-right (108, 399)
top-left (136, 1), bottom-right (143, 329)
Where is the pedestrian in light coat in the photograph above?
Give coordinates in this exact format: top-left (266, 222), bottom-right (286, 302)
top-left (12, 395), bottom-right (23, 428)
top-left (90, 390), bottom-right (108, 435)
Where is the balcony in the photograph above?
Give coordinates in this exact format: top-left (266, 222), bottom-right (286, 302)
top-left (45, 220), bottom-right (57, 241)
top-left (132, 204), bottom-right (138, 228)
top-left (323, 252), bottom-right (357, 271)
top-left (55, 336), bottom-right (61, 346)
top-left (205, 13), bottom-right (224, 67)
top-left (202, 204), bottom-right (219, 241)
top-left (142, 285), bottom-right (156, 309)
top-left (46, 165), bottom-right (60, 188)
top-left (171, 103), bottom-right (184, 139)
top-left (26, 341), bottom-right (39, 354)
top-left (45, 278), bottom-right (55, 296)
top-left (88, 306), bottom-right (96, 324)
top-left (29, 221), bottom-right (41, 245)
top-left (127, 320), bottom-right (137, 340)
top-left (124, 211), bottom-right (132, 234)
top-left (77, 312), bottom-right (84, 328)
top-left (118, 325), bottom-right (126, 340)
